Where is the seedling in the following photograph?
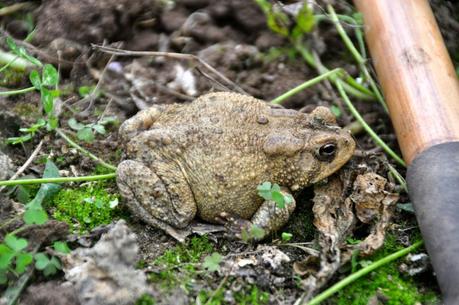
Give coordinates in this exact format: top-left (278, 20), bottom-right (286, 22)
top-left (257, 181), bottom-right (293, 209)
top-left (202, 252), bottom-right (223, 272)
top-left (68, 116), bottom-right (117, 143)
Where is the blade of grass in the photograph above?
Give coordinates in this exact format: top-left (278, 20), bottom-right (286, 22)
top-left (327, 5), bottom-right (388, 112)
top-left (0, 86), bottom-right (35, 96)
top-left (56, 128), bottom-right (117, 171)
top-left (0, 173), bottom-right (116, 186)
top-left (336, 79), bottom-right (406, 167)
top-left (271, 68), bottom-right (343, 104)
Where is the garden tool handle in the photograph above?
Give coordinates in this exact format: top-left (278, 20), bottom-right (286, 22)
top-left (353, 0), bottom-right (459, 303)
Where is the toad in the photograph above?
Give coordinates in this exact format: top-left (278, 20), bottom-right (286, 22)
top-left (116, 92), bottom-right (355, 241)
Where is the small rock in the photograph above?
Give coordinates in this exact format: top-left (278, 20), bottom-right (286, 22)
top-left (63, 220), bottom-right (150, 305)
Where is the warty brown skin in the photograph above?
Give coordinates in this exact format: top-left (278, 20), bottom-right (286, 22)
top-left (116, 92), bottom-right (355, 241)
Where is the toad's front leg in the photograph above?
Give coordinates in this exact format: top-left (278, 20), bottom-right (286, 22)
top-left (221, 188), bottom-right (297, 241)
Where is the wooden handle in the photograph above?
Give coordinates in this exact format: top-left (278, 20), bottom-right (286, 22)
top-left (353, 0), bottom-right (459, 164)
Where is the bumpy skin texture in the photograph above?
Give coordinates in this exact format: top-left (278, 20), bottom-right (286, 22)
top-left (117, 92), bottom-right (355, 241)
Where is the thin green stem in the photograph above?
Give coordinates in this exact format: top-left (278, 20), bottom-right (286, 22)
top-left (271, 68), bottom-right (343, 104)
top-left (0, 49), bottom-right (32, 71)
top-left (336, 79), bottom-right (406, 167)
top-left (294, 43), bottom-right (375, 100)
top-left (387, 163), bottom-right (408, 193)
top-left (305, 240), bottom-right (423, 305)
top-left (0, 86), bottom-right (35, 96)
top-left (55, 128), bottom-right (117, 171)
top-left (0, 173), bottom-right (116, 186)
top-left (327, 5), bottom-right (388, 112)
top-left (0, 56), bottom-right (19, 74)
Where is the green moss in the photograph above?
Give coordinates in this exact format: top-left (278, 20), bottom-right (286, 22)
top-left (135, 294), bottom-right (156, 305)
top-left (198, 285), bottom-right (269, 305)
top-left (48, 181), bottom-right (120, 233)
top-left (13, 103), bottom-right (41, 120)
top-left (0, 68), bottom-right (26, 87)
top-left (148, 235), bottom-right (214, 288)
top-left (333, 235), bottom-right (439, 305)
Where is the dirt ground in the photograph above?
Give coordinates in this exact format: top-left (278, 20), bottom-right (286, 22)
top-left (1, 0), bottom-right (458, 304)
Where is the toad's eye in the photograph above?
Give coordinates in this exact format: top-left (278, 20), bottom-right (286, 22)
top-left (317, 143), bottom-right (336, 161)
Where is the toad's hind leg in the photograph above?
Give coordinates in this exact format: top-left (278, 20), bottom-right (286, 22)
top-left (116, 160), bottom-right (197, 242)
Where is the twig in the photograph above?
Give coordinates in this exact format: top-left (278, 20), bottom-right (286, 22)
top-left (0, 140), bottom-right (43, 192)
top-left (55, 128), bottom-right (117, 171)
top-left (91, 44), bottom-right (247, 95)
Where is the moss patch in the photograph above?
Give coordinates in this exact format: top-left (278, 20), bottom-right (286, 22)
top-left (48, 181), bottom-right (120, 233)
top-left (333, 235), bottom-right (439, 305)
top-left (148, 235), bottom-right (214, 288)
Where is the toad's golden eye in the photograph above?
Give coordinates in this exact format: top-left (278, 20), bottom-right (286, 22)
top-left (317, 143), bottom-right (336, 161)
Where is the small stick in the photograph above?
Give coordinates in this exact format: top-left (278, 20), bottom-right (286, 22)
top-left (0, 140), bottom-right (43, 192)
top-left (92, 44), bottom-right (247, 95)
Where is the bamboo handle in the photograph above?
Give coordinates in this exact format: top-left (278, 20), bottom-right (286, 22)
top-left (354, 0), bottom-right (459, 164)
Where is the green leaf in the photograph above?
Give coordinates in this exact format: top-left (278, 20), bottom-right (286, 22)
top-left (42, 64), bottom-right (59, 87)
top-left (330, 105), bottom-right (342, 118)
top-left (77, 127), bottom-right (95, 143)
top-left (257, 182), bottom-right (272, 192)
top-left (203, 252), bottom-right (223, 272)
top-left (5, 37), bottom-right (19, 53)
top-left (34, 253), bottom-right (49, 270)
top-left (249, 225), bottom-right (265, 240)
top-left (53, 241), bottom-right (71, 254)
top-left (294, 2), bottom-right (315, 34)
top-left (46, 115), bottom-right (59, 131)
top-left (6, 37), bottom-right (42, 66)
top-left (68, 118), bottom-right (85, 131)
top-left (23, 160), bottom-right (60, 225)
top-left (257, 182), bottom-right (273, 201)
top-left (23, 207), bottom-right (48, 225)
top-left (4, 235), bottom-right (28, 252)
top-left (15, 253), bottom-right (33, 274)
top-left (281, 232), bottom-right (293, 242)
top-left (397, 203), bottom-right (415, 214)
top-left (0, 245), bottom-right (14, 269)
top-left (29, 70), bottom-right (41, 90)
top-left (92, 124), bottom-right (106, 135)
top-left (78, 85), bottom-right (96, 98)
top-left (283, 193), bottom-right (294, 205)
top-left (6, 134), bottom-right (33, 145)
top-left (41, 87), bottom-right (54, 114)
top-left (272, 191), bottom-right (285, 208)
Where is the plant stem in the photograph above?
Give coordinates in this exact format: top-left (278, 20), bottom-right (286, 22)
top-left (271, 68), bottom-right (343, 104)
top-left (335, 80), bottom-right (406, 167)
top-left (0, 49), bottom-right (32, 71)
top-left (0, 86), bottom-right (35, 96)
top-left (0, 173), bottom-right (116, 186)
top-left (55, 128), bottom-right (117, 171)
top-left (294, 43), bottom-right (375, 100)
top-left (305, 240), bottom-right (423, 305)
top-left (327, 5), bottom-right (388, 112)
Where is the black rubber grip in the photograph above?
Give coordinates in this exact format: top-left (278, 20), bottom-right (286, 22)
top-left (407, 142), bottom-right (459, 304)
